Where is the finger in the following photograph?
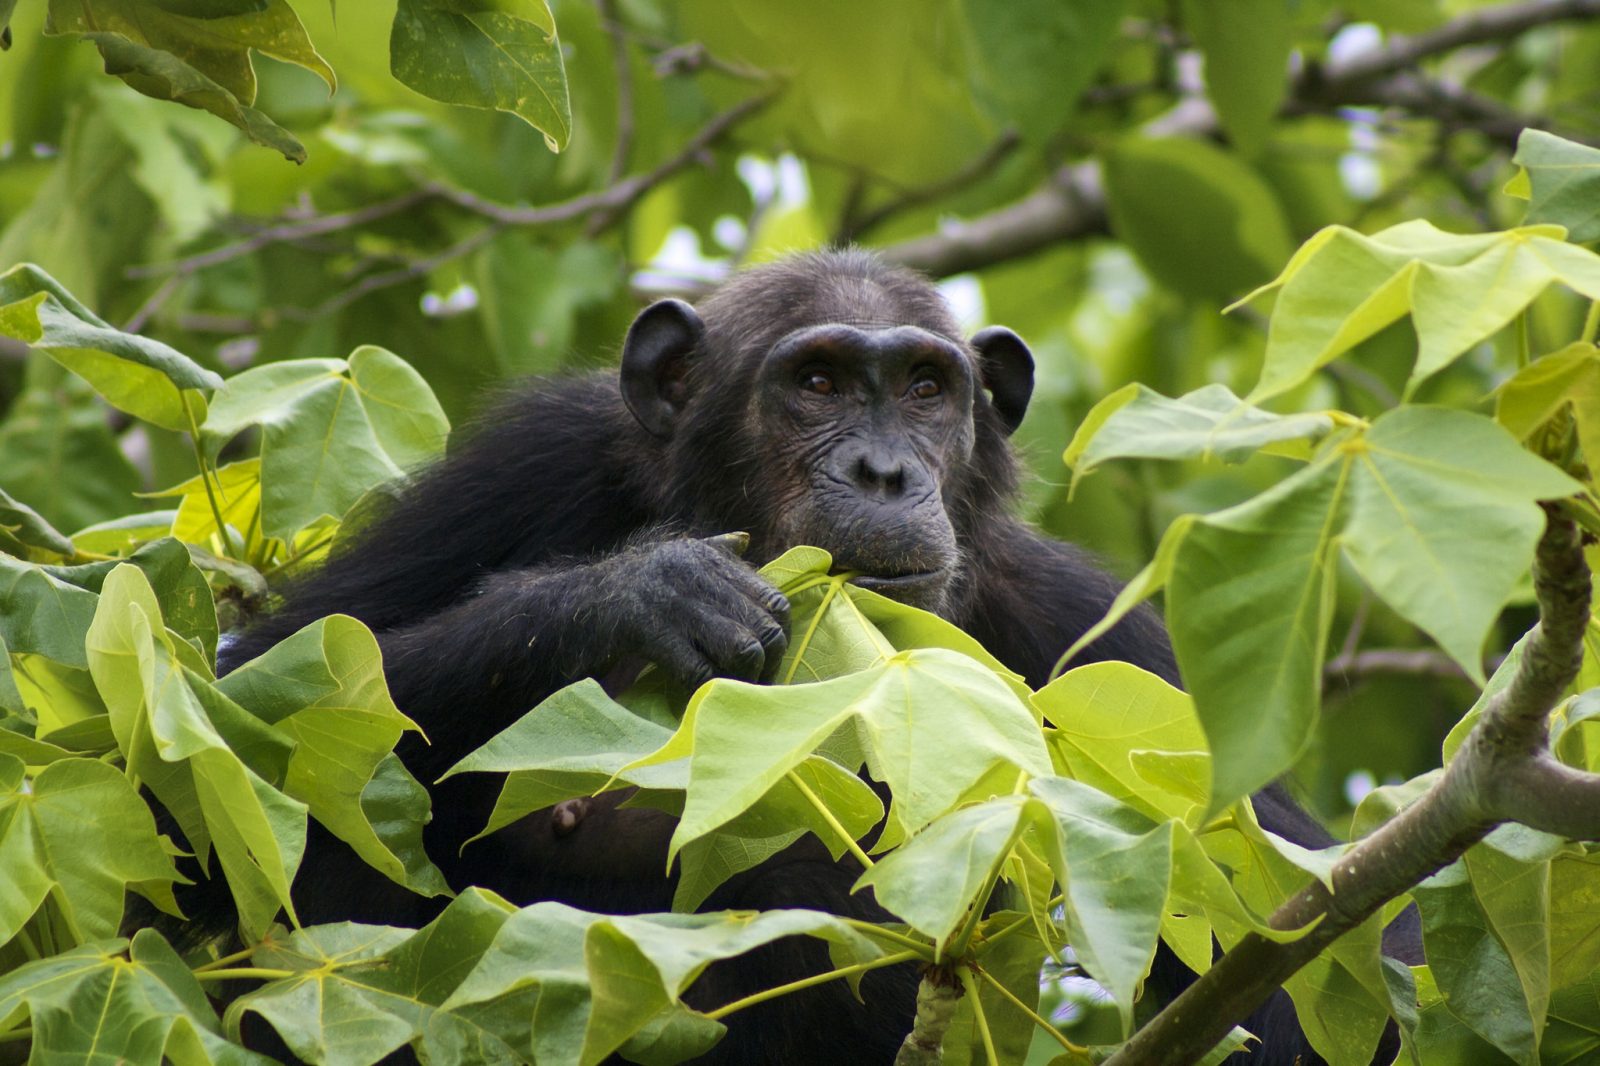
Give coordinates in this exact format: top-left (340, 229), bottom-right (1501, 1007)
top-left (704, 531), bottom-right (751, 557)
top-left (651, 631), bottom-right (718, 691)
top-left (686, 604), bottom-right (769, 683)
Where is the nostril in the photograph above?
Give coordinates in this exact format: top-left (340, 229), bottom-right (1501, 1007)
top-left (852, 454), bottom-right (907, 496)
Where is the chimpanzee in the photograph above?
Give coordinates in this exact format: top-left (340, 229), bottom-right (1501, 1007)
top-left (180, 249), bottom-right (1412, 1064)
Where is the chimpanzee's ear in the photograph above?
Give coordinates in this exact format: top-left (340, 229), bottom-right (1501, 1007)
top-left (621, 299), bottom-right (705, 438)
top-left (971, 326), bottom-right (1034, 435)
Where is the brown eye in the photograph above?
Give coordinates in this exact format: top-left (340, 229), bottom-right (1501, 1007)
top-left (909, 376), bottom-right (941, 400)
top-left (802, 371), bottom-right (836, 395)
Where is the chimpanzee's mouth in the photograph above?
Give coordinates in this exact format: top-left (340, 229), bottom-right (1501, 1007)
top-left (848, 569), bottom-right (949, 600)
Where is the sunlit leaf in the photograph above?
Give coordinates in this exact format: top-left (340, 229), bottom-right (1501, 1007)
top-left (1063, 383), bottom-right (1334, 489)
top-left (0, 929), bottom-right (267, 1065)
top-left (0, 756), bottom-right (182, 947)
top-left (1235, 220), bottom-right (1600, 399)
top-left (0, 264), bottom-right (219, 431)
top-left (390, 0), bottom-right (571, 152)
top-left (1510, 128), bottom-right (1600, 242)
top-left (200, 347), bottom-right (449, 541)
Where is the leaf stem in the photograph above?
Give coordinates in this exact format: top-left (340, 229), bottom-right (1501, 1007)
top-left (192, 945), bottom-right (257, 973)
top-left (841, 919), bottom-right (935, 957)
top-left (979, 893), bottom-right (1063, 950)
top-left (704, 949), bottom-right (921, 1020)
top-left (183, 397), bottom-right (241, 559)
top-left (1518, 309), bottom-right (1532, 368)
top-left (0, 1026), bottom-right (31, 1045)
top-left (949, 863), bottom-right (1005, 959)
top-left (973, 963), bottom-right (1088, 1056)
top-left (1584, 300), bottom-right (1600, 345)
top-left (781, 575), bottom-right (847, 685)
top-left (13, 926), bottom-right (40, 962)
top-left (193, 967), bottom-right (296, 983)
top-left (956, 965), bottom-right (1000, 1066)
top-left (785, 768), bottom-right (874, 869)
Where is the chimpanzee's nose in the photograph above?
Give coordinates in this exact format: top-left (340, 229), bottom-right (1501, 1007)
top-left (852, 448), bottom-right (907, 496)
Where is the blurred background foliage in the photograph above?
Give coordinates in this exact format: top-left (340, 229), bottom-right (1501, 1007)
top-left (1, 0), bottom-right (1597, 830)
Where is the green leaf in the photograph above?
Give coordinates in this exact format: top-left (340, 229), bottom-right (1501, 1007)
top-left (0, 264), bottom-right (221, 430)
top-left (1236, 220), bottom-right (1600, 400)
top-left (1102, 136), bottom-right (1293, 302)
top-left (390, 0), bottom-right (571, 152)
top-left (1496, 342), bottom-right (1600, 473)
top-left (1414, 860), bottom-right (1543, 1064)
top-left (200, 347), bottom-right (450, 541)
top-left (1182, 0), bottom-right (1289, 156)
top-left (0, 485), bottom-right (74, 560)
top-left (0, 758), bottom-right (182, 947)
top-left (0, 553), bottom-right (101, 667)
top-left (1078, 408), bottom-right (1577, 811)
top-left (0, 384), bottom-right (142, 535)
top-left (1030, 776), bottom-right (1174, 1029)
top-left (855, 794), bottom-right (1032, 948)
top-left (229, 891), bottom-right (522, 1066)
top-left (1063, 383), bottom-right (1334, 488)
top-left (47, 537), bottom-right (220, 665)
top-left (960, 0), bottom-right (1123, 142)
top-left (1036, 660), bottom-right (1209, 823)
top-left (218, 615), bottom-right (449, 897)
top-left (1338, 408), bottom-right (1577, 682)
top-left (1510, 128), bottom-right (1600, 242)
top-left (86, 564), bottom-right (306, 938)
top-left (0, 930), bottom-right (267, 1065)
top-left (44, 0), bottom-right (333, 162)
top-left (652, 648), bottom-right (1051, 859)
top-left (442, 903), bottom-right (887, 1066)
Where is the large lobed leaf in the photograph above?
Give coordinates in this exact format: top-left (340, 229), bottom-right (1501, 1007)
top-left (0, 930), bottom-right (268, 1065)
top-left (86, 564), bottom-right (306, 939)
top-left (229, 889), bottom-right (889, 1066)
top-left (1066, 407), bottom-right (1577, 812)
top-left (1063, 382), bottom-right (1334, 489)
top-left (1507, 129), bottom-right (1600, 243)
top-left (0, 754), bottom-right (182, 949)
top-left (200, 347), bottom-right (450, 542)
top-left (0, 263), bottom-right (221, 431)
top-left (1234, 220), bottom-right (1600, 399)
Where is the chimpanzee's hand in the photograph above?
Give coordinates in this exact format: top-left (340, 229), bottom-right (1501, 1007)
top-left (592, 533), bottom-right (791, 689)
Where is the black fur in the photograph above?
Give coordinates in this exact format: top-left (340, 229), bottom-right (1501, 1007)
top-left (161, 250), bottom-right (1412, 1065)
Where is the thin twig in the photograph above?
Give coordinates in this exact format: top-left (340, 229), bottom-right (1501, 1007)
top-left (126, 189), bottom-right (436, 279)
top-left (837, 131), bottom-right (1021, 244)
top-left (596, 0), bottom-right (636, 189)
top-left (280, 224), bottom-right (505, 322)
top-left (122, 273), bottom-right (185, 333)
top-left (127, 93), bottom-right (776, 290)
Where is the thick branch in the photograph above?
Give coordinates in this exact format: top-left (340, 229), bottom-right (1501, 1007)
top-left (1313, 0), bottom-right (1600, 93)
top-left (1104, 511), bottom-right (1596, 1066)
top-left (883, 162), bottom-right (1107, 277)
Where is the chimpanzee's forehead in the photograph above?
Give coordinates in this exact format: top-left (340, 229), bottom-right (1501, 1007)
top-left (697, 251), bottom-right (965, 346)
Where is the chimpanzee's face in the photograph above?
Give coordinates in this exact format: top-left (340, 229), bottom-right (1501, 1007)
top-left (750, 322), bottom-right (976, 612)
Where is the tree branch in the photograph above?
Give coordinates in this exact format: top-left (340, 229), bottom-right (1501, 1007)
top-left (836, 131), bottom-right (1021, 244)
top-left (1312, 0), bottom-right (1600, 93)
top-left (883, 162), bottom-right (1107, 277)
top-left (882, 0), bottom-right (1599, 276)
top-left (127, 92), bottom-right (776, 316)
top-left (1104, 509), bottom-right (1598, 1066)
top-left (1323, 647), bottom-right (1478, 686)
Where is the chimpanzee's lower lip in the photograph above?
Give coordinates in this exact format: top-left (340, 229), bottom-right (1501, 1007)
top-left (849, 570), bottom-right (947, 593)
